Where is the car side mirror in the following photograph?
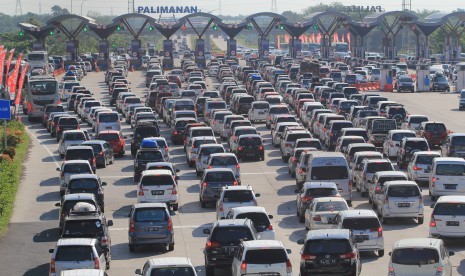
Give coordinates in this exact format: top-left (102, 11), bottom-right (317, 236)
top-left (255, 193), bottom-right (260, 197)
top-left (107, 220), bottom-right (113, 226)
top-left (56, 167), bottom-right (61, 171)
top-left (449, 251), bottom-right (455, 256)
top-left (55, 202), bottom-right (61, 207)
top-left (48, 249), bottom-right (54, 253)
top-left (135, 269), bottom-right (142, 275)
top-left (203, 229), bottom-right (211, 235)
top-left (297, 239), bottom-right (304, 245)
top-left (286, 249), bottom-right (292, 254)
top-left (102, 182), bottom-right (107, 186)
top-left (268, 215), bottom-right (273, 219)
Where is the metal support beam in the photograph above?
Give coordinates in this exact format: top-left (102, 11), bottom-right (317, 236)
top-left (121, 18), bottom-right (137, 38)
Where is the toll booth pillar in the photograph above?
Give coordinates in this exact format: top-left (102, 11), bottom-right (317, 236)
top-left (66, 40), bottom-right (78, 62)
top-left (195, 39), bottom-right (206, 68)
top-left (455, 63), bottom-right (465, 92)
top-left (416, 64), bottom-right (430, 92)
top-left (259, 38), bottom-right (270, 58)
top-left (162, 40), bottom-right (174, 70)
top-left (227, 39), bottom-right (237, 58)
top-left (130, 40), bottom-right (142, 70)
top-left (380, 63), bottom-right (394, 91)
top-left (97, 40), bottom-right (109, 71)
top-left (290, 38), bottom-right (302, 60)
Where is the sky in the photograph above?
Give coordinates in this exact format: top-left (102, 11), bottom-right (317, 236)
top-left (3, 0), bottom-right (463, 17)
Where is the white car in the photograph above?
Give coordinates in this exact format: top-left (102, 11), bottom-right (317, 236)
top-left (195, 144), bottom-right (226, 176)
top-left (382, 130), bottom-right (417, 158)
top-left (430, 195), bottom-right (465, 238)
top-left (231, 240), bottom-right (291, 276)
top-left (136, 170), bottom-right (179, 211)
top-left (211, 111), bottom-right (233, 134)
top-left (388, 238), bottom-right (454, 276)
top-left (186, 136), bottom-right (217, 167)
top-left (136, 257), bottom-right (197, 276)
top-left (401, 114), bottom-right (429, 131)
top-left (207, 153), bottom-right (241, 184)
top-left (225, 206), bottom-right (275, 240)
top-left (216, 185), bottom-right (260, 220)
top-left (305, 197), bottom-right (349, 230)
top-left (248, 101), bottom-right (270, 123)
top-left (58, 130), bottom-right (88, 157)
top-left (407, 151), bottom-right (441, 183)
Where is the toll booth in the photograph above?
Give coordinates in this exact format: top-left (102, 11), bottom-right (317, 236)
top-left (416, 64), bottom-right (430, 92)
top-left (130, 40), bottom-right (142, 70)
top-left (455, 63), bottom-right (465, 92)
top-left (380, 63), bottom-right (394, 91)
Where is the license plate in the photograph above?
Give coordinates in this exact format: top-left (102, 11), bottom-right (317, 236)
top-left (258, 111), bottom-right (265, 114)
top-left (146, 227), bottom-right (158, 231)
top-left (398, 203), bottom-right (410, 207)
top-left (447, 221), bottom-right (459, 226)
top-left (246, 153), bottom-right (255, 157)
top-left (106, 126), bottom-right (112, 129)
top-left (357, 235), bottom-right (369, 240)
top-left (319, 259), bottom-right (336, 265)
top-left (444, 184), bottom-right (457, 190)
top-left (224, 247), bottom-right (235, 253)
top-left (152, 190), bottom-right (164, 195)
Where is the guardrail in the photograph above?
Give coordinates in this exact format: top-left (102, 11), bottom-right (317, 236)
top-left (350, 82), bottom-right (381, 91)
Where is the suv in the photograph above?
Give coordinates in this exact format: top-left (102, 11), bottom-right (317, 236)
top-left (295, 182), bottom-right (341, 222)
top-left (417, 121), bottom-right (448, 147)
top-left (441, 133), bottom-right (465, 157)
top-left (369, 171), bottom-right (408, 207)
top-left (135, 257), bottom-right (196, 276)
top-left (133, 148), bottom-right (164, 182)
top-left (216, 186), bottom-right (260, 220)
top-left (136, 170), bottom-right (179, 211)
top-left (382, 130), bottom-right (417, 158)
top-left (280, 130), bottom-right (312, 161)
top-left (57, 160), bottom-right (94, 197)
top-left (231, 240), bottom-right (292, 276)
top-left (407, 151), bottom-right (441, 183)
top-left (297, 229), bottom-right (362, 276)
top-left (334, 210), bottom-right (384, 256)
top-left (49, 238), bottom-right (108, 275)
top-left (56, 117), bottom-right (80, 142)
top-left (61, 203), bottom-right (113, 265)
top-left (55, 193), bottom-right (100, 232)
top-left (235, 134), bottom-right (264, 161)
top-left (354, 158), bottom-right (394, 197)
top-left (430, 195), bottom-right (465, 238)
top-left (200, 168), bottom-right (238, 208)
top-left (127, 203), bottom-right (174, 252)
top-left (225, 206), bottom-right (275, 240)
top-left (66, 174), bottom-right (106, 211)
top-left (203, 219), bottom-right (259, 276)
top-left (397, 137), bottom-right (430, 169)
top-left (130, 125), bottom-right (160, 157)
top-left (324, 120), bottom-right (354, 150)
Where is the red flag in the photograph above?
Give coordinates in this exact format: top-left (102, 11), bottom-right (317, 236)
top-left (8, 53), bottom-right (22, 95)
top-left (0, 50), bottom-right (6, 88)
top-left (15, 64), bottom-right (28, 105)
top-left (5, 49), bottom-right (14, 79)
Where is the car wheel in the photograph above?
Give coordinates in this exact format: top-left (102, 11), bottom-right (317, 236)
top-left (299, 213), bottom-right (305, 223)
top-left (168, 243), bottom-right (174, 251)
top-left (205, 265), bottom-right (214, 276)
top-left (106, 262), bottom-right (110, 270)
top-left (378, 250), bottom-right (385, 257)
top-left (129, 244), bottom-right (135, 252)
top-left (382, 216), bottom-right (389, 225)
top-left (418, 217), bottom-right (424, 224)
top-left (172, 204), bottom-right (178, 211)
top-left (201, 200), bottom-right (206, 208)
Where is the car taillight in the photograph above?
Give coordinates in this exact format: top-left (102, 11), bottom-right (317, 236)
top-left (50, 258), bottom-right (56, 274)
top-left (138, 186), bottom-right (144, 196)
top-left (208, 165), bottom-right (213, 169)
top-left (430, 215), bottom-right (441, 227)
top-left (258, 145), bottom-right (264, 151)
top-left (377, 227), bottom-right (383, 237)
top-left (165, 146), bottom-right (169, 152)
top-left (302, 196), bottom-right (313, 202)
top-left (285, 143), bottom-right (292, 148)
top-left (292, 157), bottom-right (297, 163)
top-left (236, 164), bottom-right (240, 169)
top-left (385, 196), bottom-right (389, 204)
top-left (129, 219), bottom-right (135, 233)
top-left (313, 215), bottom-right (321, 221)
top-left (298, 168), bottom-right (303, 173)
top-left (436, 266), bottom-right (444, 276)
top-left (167, 217), bottom-right (173, 231)
top-left (56, 126), bottom-right (60, 132)
top-left (340, 252), bottom-right (357, 259)
top-left (432, 177), bottom-right (436, 187)
top-left (94, 257), bottom-right (100, 269)
top-left (98, 151), bottom-right (104, 157)
top-left (233, 136), bottom-right (237, 142)
top-left (413, 165), bottom-right (422, 171)
top-left (301, 254), bottom-right (316, 261)
top-left (206, 241), bottom-right (220, 248)
top-left (267, 224), bottom-right (273, 230)
top-left (388, 266), bottom-right (395, 276)
top-left (233, 181), bottom-right (238, 186)
top-left (286, 259), bottom-right (292, 273)
top-left (171, 185), bottom-right (177, 194)
top-left (218, 202), bottom-right (223, 211)
top-left (174, 131), bottom-right (178, 135)
top-left (240, 261), bottom-right (247, 275)
top-left (101, 236), bottom-right (109, 246)
top-left (213, 121), bottom-right (216, 124)
top-left (237, 146), bottom-right (244, 151)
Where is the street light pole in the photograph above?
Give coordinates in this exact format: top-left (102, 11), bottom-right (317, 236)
top-left (81, 0), bottom-right (87, 16)
top-left (70, 0), bottom-right (73, 14)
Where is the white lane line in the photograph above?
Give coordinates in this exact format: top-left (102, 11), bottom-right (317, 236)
top-left (110, 225), bottom-right (203, 231)
top-left (25, 127), bottom-right (60, 167)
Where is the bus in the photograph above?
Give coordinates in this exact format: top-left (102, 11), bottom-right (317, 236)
top-left (27, 51), bottom-right (51, 74)
top-left (330, 42), bottom-right (350, 59)
top-left (24, 75), bottom-right (60, 121)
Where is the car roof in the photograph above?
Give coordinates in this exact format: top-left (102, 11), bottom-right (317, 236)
top-left (98, 130), bottom-right (120, 134)
top-left (142, 169), bottom-right (172, 176)
top-left (354, 151), bottom-right (383, 157)
top-left (389, 130), bottom-right (416, 134)
top-left (436, 195), bottom-right (465, 203)
top-left (146, 257), bottom-right (194, 268)
top-left (413, 151), bottom-right (441, 156)
top-left (303, 182), bottom-right (338, 189)
top-left (339, 136), bottom-right (365, 140)
top-left (348, 143), bottom-right (376, 148)
top-left (133, 203), bottom-right (169, 209)
top-left (82, 140), bottom-right (106, 145)
top-left (403, 137), bottom-right (427, 141)
top-left (434, 157), bottom-right (465, 163)
top-left (312, 197), bottom-right (347, 203)
top-left (146, 162), bottom-right (174, 168)
top-left (242, 240), bottom-right (284, 249)
top-left (238, 134), bottom-right (261, 139)
top-left (339, 209), bottom-right (378, 218)
top-left (222, 185), bottom-right (252, 191)
top-left (393, 238), bottom-right (441, 249)
top-left (56, 238), bottom-right (96, 246)
top-left (230, 206), bottom-right (267, 214)
top-left (63, 193), bottom-right (96, 201)
top-left (204, 168), bottom-right (234, 173)
top-left (215, 218), bottom-right (251, 226)
top-left (374, 171), bottom-right (407, 177)
top-left (305, 229), bottom-right (351, 240)
top-left (66, 146), bottom-right (93, 150)
top-left (363, 158), bottom-right (391, 164)
top-left (69, 174), bottom-right (98, 180)
top-left (384, 180), bottom-right (418, 186)
top-left (59, 269), bottom-right (105, 276)
top-left (63, 160), bottom-right (91, 165)
top-left (63, 130), bottom-right (85, 134)
top-left (211, 152), bottom-right (236, 157)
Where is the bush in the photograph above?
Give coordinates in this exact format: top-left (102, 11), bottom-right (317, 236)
top-left (0, 154), bottom-right (13, 163)
top-left (2, 147), bottom-right (15, 159)
top-left (3, 129), bottom-right (22, 148)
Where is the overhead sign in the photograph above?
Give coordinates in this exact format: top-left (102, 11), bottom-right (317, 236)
top-left (0, 100), bottom-right (11, 120)
top-left (326, 5), bottom-right (384, 13)
top-left (137, 6), bottom-right (198, 14)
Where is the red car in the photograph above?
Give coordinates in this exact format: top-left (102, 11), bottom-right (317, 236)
top-left (97, 130), bottom-right (126, 156)
top-left (417, 121), bottom-right (449, 147)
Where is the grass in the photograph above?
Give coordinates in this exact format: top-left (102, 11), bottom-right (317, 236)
top-left (0, 129), bottom-right (30, 235)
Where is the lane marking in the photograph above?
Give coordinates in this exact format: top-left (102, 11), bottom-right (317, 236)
top-left (25, 127), bottom-right (60, 167)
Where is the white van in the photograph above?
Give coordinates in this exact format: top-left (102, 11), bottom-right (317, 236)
top-left (430, 196), bottom-right (465, 239)
top-left (96, 111), bottom-right (120, 135)
top-left (137, 170), bottom-right (179, 211)
top-left (306, 152), bottom-right (352, 205)
top-left (248, 101), bottom-right (270, 122)
top-left (429, 157), bottom-right (465, 201)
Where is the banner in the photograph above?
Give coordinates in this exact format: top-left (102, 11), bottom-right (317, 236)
top-left (0, 50), bottom-right (6, 88)
top-left (5, 49), bottom-right (15, 79)
top-left (8, 53), bottom-right (22, 94)
top-left (15, 64), bottom-right (28, 105)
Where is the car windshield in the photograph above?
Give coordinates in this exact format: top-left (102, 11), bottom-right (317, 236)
top-left (98, 133), bottom-right (119, 141)
top-left (405, 141), bottom-right (429, 151)
top-left (236, 212), bottom-right (270, 231)
top-left (69, 179), bottom-right (98, 190)
top-left (270, 107), bottom-right (289, 114)
top-left (239, 137), bottom-right (262, 146)
top-left (391, 248), bottom-right (439, 265)
top-left (436, 164), bottom-right (465, 176)
top-left (55, 246), bottom-right (94, 261)
top-left (223, 191), bottom-right (253, 202)
top-left (137, 151), bottom-right (163, 161)
top-left (211, 227), bottom-right (253, 244)
top-left (207, 102), bottom-right (227, 109)
top-left (366, 163), bottom-right (392, 173)
top-left (62, 220), bottom-right (103, 237)
top-left (200, 147), bottom-right (224, 156)
top-left (306, 188), bottom-right (338, 197)
top-left (311, 166), bottom-right (348, 180)
top-left (141, 174), bottom-right (174, 185)
top-left (425, 124), bottom-right (446, 132)
top-left (211, 156), bottom-right (237, 166)
top-left (305, 239), bottom-right (351, 255)
top-left (135, 127), bottom-right (158, 137)
top-left (150, 268), bottom-right (196, 276)
top-left (244, 249), bottom-right (287, 264)
top-left (205, 172), bottom-right (235, 182)
top-left (64, 133), bottom-right (85, 140)
top-left (66, 150), bottom-right (93, 160)
top-left (63, 164), bottom-right (91, 173)
top-left (315, 201), bottom-right (348, 212)
top-left (341, 218), bottom-right (380, 230)
top-left (135, 208), bottom-right (167, 222)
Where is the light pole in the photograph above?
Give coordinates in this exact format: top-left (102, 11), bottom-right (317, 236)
top-left (70, 0), bottom-right (73, 14)
top-left (81, 0), bottom-right (87, 16)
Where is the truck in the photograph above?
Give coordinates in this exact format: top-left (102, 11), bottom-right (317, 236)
top-left (367, 118), bottom-right (397, 148)
top-left (299, 59), bottom-right (321, 77)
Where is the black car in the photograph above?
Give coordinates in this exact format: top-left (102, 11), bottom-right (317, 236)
top-left (199, 169), bottom-right (237, 208)
top-left (56, 116), bottom-right (80, 142)
top-left (203, 219), bottom-right (259, 276)
top-left (395, 76), bottom-right (415, 92)
top-left (61, 206), bottom-right (113, 268)
top-left (130, 125), bottom-right (160, 157)
top-left (234, 134), bottom-right (265, 161)
top-left (66, 174), bottom-right (107, 211)
top-left (42, 104), bottom-right (65, 126)
top-left (171, 118), bottom-right (197, 144)
top-left (397, 137), bottom-right (430, 169)
top-left (133, 148), bottom-right (164, 182)
top-left (431, 74), bottom-right (450, 92)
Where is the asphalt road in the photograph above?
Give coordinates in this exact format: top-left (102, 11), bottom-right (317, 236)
top-left (1, 64), bottom-right (465, 276)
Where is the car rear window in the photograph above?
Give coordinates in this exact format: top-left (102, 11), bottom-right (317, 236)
top-left (244, 249), bottom-right (287, 264)
top-left (277, 117), bottom-right (297, 124)
top-left (378, 176), bottom-right (406, 185)
top-left (433, 203), bottom-right (465, 216)
top-left (392, 133), bottom-right (416, 141)
top-left (137, 151), bottom-right (163, 161)
top-left (207, 102), bottom-right (227, 109)
top-left (410, 117), bottom-right (428, 124)
top-left (436, 164), bottom-right (465, 176)
top-left (150, 268), bottom-right (195, 276)
top-left (416, 155), bottom-right (437, 165)
top-left (315, 201), bottom-right (348, 212)
top-left (211, 227), bottom-right (253, 244)
top-left (63, 164), bottom-right (91, 173)
top-left (98, 133), bottom-right (119, 141)
top-left (297, 140), bottom-right (321, 149)
top-left (287, 133), bottom-right (311, 142)
top-left (205, 171), bottom-right (235, 182)
top-left (223, 191), bottom-right (253, 202)
top-left (135, 127), bottom-right (159, 137)
top-left (141, 174), bottom-right (174, 186)
top-left (192, 129), bottom-right (214, 137)
top-left (176, 120), bottom-right (196, 128)
top-left (387, 185), bottom-right (420, 197)
top-left (366, 162), bottom-right (392, 173)
top-left (235, 129), bottom-right (257, 137)
top-left (58, 117), bottom-right (79, 126)
top-left (451, 136), bottom-right (465, 148)
top-left (304, 239), bottom-right (351, 254)
top-left (63, 220), bottom-right (103, 237)
top-left (342, 138), bottom-right (365, 147)
top-left (253, 103), bottom-right (269, 109)
top-left (46, 106), bottom-right (65, 113)
top-left (69, 178), bottom-right (98, 190)
top-left (99, 113), bottom-right (119, 122)
top-left (66, 150), bottom-right (93, 160)
top-left (306, 188), bottom-right (338, 197)
top-left (125, 98), bottom-right (141, 104)
top-left (135, 208), bottom-right (167, 222)
top-left (64, 133), bottom-right (85, 140)
top-left (311, 166), bottom-right (348, 180)
top-left (214, 113), bottom-right (231, 121)
top-left (332, 123), bottom-right (353, 132)
top-left (391, 248), bottom-right (439, 265)
top-left (341, 218), bottom-right (380, 230)
top-left (200, 147), bottom-right (225, 156)
top-left (193, 139), bottom-right (216, 148)
top-left (236, 212), bottom-right (270, 231)
top-left (425, 124), bottom-right (446, 132)
top-left (270, 106), bottom-right (289, 114)
top-left (55, 246), bottom-right (94, 261)
top-left (211, 156), bottom-right (237, 165)
top-left (239, 97), bottom-right (254, 104)
top-left (239, 137), bottom-right (262, 146)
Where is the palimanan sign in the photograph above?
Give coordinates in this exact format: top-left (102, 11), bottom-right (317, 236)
top-left (137, 6), bottom-right (199, 14)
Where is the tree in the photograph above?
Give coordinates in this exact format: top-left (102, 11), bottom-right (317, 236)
top-left (51, 5), bottom-right (63, 16)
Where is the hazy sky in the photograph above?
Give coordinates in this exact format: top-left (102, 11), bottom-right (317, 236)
top-left (4, 0), bottom-right (463, 17)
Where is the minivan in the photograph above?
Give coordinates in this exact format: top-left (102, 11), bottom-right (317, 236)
top-left (429, 157), bottom-right (465, 201)
top-left (96, 111), bottom-right (120, 135)
top-left (430, 195), bottom-right (465, 238)
top-left (137, 170), bottom-right (179, 211)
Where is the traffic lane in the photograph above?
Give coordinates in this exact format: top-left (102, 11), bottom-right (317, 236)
top-left (376, 91), bottom-right (465, 132)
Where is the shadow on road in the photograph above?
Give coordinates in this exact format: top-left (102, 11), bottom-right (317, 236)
top-left (24, 263), bottom-right (50, 276)
top-left (33, 228), bottom-right (59, 243)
